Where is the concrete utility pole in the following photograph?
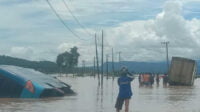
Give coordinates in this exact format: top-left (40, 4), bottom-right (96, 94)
top-left (161, 41), bottom-right (170, 73)
top-left (116, 51), bottom-right (121, 76)
top-left (82, 60), bottom-right (85, 75)
top-left (106, 54), bottom-right (109, 79)
top-left (101, 30), bottom-right (104, 86)
top-left (93, 56), bottom-right (96, 77)
top-left (95, 34), bottom-right (100, 83)
top-left (112, 48), bottom-right (115, 79)
top-left (118, 51), bottom-right (122, 69)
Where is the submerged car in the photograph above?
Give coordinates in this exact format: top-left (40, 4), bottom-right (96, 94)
top-left (0, 65), bottom-right (74, 98)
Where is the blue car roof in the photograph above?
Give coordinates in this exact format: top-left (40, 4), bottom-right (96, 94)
top-left (0, 65), bottom-right (68, 89)
top-left (0, 66), bottom-right (26, 86)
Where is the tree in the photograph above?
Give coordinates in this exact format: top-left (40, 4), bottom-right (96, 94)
top-left (56, 46), bottom-right (80, 73)
top-left (70, 47), bottom-right (80, 67)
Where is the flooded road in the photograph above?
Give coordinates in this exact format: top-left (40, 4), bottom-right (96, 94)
top-left (0, 76), bottom-right (200, 112)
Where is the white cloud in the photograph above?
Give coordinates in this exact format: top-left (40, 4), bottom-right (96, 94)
top-left (0, 0), bottom-right (200, 65)
top-left (154, 1), bottom-right (196, 48)
top-left (58, 42), bottom-right (80, 53)
top-left (10, 46), bottom-right (34, 59)
top-left (104, 1), bottom-right (200, 62)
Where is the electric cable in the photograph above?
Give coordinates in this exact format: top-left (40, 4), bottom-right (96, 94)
top-left (62, 0), bottom-right (93, 37)
top-left (46, 0), bottom-right (90, 41)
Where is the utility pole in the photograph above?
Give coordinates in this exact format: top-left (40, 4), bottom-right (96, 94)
top-left (95, 34), bottom-right (100, 83)
top-left (106, 54), bottom-right (109, 79)
top-left (161, 41), bottom-right (170, 73)
top-left (116, 51), bottom-right (121, 76)
top-left (112, 48), bottom-right (115, 79)
top-left (118, 51), bottom-right (121, 69)
top-left (82, 60), bottom-right (85, 76)
top-left (94, 56), bottom-right (96, 78)
top-left (101, 30), bottom-right (104, 86)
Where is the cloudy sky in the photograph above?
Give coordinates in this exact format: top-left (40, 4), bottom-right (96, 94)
top-left (0, 0), bottom-right (200, 65)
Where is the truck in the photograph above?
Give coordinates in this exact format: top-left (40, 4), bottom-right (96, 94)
top-left (168, 57), bottom-right (197, 86)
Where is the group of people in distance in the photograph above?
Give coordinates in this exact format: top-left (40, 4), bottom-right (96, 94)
top-left (115, 66), bottom-right (169, 112)
top-left (138, 73), bottom-right (169, 86)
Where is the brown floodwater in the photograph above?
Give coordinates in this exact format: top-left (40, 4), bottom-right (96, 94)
top-left (0, 76), bottom-right (200, 112)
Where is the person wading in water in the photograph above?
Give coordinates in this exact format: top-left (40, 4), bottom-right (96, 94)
top-left (115, 66), bottom-right (134, 112)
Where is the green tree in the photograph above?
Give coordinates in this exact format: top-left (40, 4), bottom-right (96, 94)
top-left (56, 46), bottom-right (80, 73)
top-left (70, 47), bottom-right (80, 67)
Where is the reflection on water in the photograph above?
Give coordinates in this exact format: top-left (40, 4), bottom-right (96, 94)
top-left (0, 77), bottom-right (200, 112)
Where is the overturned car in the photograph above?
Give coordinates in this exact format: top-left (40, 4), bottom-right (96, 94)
top-left (0, 65), bottom-right (74, 98)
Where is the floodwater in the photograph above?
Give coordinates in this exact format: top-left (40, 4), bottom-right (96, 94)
top-left (0, 76), bottom-right (200, 112)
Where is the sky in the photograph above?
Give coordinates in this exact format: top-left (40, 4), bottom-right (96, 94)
top-left (0, 0), bottom-right (200, 66)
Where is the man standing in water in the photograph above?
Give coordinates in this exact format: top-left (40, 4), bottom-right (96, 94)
top-left (115, 66), bottom-right (134, 112)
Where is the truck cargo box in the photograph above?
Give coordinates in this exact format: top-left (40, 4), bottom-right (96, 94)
top-left (168, 57), bottom-right (196, 86)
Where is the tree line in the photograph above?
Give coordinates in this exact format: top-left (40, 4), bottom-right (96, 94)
top-left (0, 46), bottom-right (80, 74)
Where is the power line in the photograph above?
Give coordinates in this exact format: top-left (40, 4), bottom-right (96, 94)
top-left (46, 0), bottom-right (90, 41)
top-left (62, 0), bottom-right (93, 37)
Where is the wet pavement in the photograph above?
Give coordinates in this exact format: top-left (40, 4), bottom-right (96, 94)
top-left (0, 76), bottom-right (200, 112)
